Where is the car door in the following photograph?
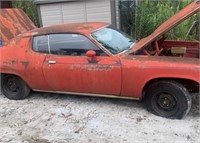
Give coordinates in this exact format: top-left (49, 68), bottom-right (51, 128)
top-left (39, 34), bottom-right (121, 95)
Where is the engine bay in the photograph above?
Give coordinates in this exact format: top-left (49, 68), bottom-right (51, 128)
top-left (137, 36), bottom-right (199, 58)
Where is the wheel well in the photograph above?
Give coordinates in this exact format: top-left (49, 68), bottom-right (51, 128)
top-left (143, 78), bottom-right (199, 95)
top-left (0, 73), bottom-right (30, 88)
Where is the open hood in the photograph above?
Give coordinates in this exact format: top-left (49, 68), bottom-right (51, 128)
top-left (129, 0), bottom-right (200, 54)
top-left (0, 8), bottom-right (36, 43)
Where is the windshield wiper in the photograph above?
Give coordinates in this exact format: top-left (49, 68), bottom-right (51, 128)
top-left (102, 43), bottom-right (118, 54)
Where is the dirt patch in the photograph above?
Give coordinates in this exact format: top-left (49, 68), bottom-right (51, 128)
top-left (0, 92), bottom-right (199, 143)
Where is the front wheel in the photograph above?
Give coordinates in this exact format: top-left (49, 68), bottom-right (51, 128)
top-left (1, 75), bottom-right (30, 100)
top-left (144, 80), bottom-right (192, 119)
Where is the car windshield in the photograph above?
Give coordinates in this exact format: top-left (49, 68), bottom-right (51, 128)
top-left (91, 26), bottom-right (135, 55)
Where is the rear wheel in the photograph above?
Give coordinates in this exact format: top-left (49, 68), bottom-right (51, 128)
top-left (144, 80), bottom-right (192, 119)
top-left (1, 75), bottom-right (30, 100)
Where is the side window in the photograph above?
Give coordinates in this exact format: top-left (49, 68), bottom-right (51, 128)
top-left (33, 35), bottom-right (49, 54)
top-left (49, 34), bottom-right (106, 56)
top-left (33, 34), bottom-right (106, 56)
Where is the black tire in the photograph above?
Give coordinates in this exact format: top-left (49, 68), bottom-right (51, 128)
top-left (144, 80), bottom-right (192, 119)
top-left (1, 75), bottom-right (30, 100)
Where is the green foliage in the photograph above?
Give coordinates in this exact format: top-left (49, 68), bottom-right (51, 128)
top-left (12, 0), bottom-right (39, 27)
top-left (132, 0), bottom-right (197, 40)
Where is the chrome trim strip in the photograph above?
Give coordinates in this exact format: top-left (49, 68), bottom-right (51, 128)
top-left (32, 89), bottom-right (140, 100)
top-left (90, 25), bottom-right (114, 56)
top-left (91, 24), bottom-right (109, 33)
top-left (47, 35), bottom-right (51, 54)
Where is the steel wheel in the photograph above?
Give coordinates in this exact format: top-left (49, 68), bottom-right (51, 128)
top-left (1, 75), bottom-right (30, 100)
top-left (152, 92), bottom-right (178, 116)
top-left (145, 80), bottom-right (192, 119)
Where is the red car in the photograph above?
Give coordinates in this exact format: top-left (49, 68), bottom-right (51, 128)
top-left (0, 1), bottom-right (199, 119)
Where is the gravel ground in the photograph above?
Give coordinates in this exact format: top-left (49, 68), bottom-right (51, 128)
top-left (0, 92), bottom-right (199, 143)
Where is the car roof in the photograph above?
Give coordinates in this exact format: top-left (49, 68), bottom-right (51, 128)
top-left (30, 22), bottom-right (109, 36)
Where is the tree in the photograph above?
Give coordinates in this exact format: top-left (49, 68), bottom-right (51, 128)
top-left (12, 0), bottom-right (39, 27)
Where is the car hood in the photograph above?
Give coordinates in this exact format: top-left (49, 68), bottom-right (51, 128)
top-left (122, 55), bottom-right (200, 67)
top-left (128, 0), bottom-right (200, 54)
top-left (0, 8), bottom-right (36, 43)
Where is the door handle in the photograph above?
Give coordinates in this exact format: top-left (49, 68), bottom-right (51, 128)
top-left (48, 60), bottom-right (56, 64)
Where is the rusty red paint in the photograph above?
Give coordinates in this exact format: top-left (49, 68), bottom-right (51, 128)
top-left (0, 1), bottom-right (199, 101)
top-left (0, 8), bottom-right (36, 43)
top-left (70, 64), bottom-right (113, 71)
top-left (28, 22), bottom-right (108, 37)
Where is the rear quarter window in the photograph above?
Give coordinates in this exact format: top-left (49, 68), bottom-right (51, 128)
top-left (33, 35), bottom-right (49, 53)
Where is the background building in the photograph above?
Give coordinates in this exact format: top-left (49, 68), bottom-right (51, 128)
top-left (1, 1), bottom-right (12, 8)
top-left (34, 0), bottom-right (120, 28)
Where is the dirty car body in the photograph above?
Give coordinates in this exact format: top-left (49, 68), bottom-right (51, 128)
top-left (0, 1), bottom-right (199, 119)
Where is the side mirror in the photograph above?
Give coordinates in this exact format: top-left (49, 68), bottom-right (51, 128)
top-left (86, 50), bottom-right (96, 58)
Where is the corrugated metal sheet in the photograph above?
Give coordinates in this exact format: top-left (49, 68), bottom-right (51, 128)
top-left (39, 0), bottom-right (112, 27)
top-left (34, 0), bottom-right (77, 4)
top-left (40, 3), bottom-right (63, 26)
top-left (0, 9), bottom-right (36, 43)
top-left (86, 0), bottom-right (111, 22)
top-left (62, 1), bottom-right (85, 23)
top-left (115, 0), bottom-right (120, 28)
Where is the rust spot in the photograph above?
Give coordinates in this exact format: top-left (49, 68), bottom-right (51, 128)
top-left (115, 61), bottom-right (121, 65)
top-left (123, 55), bottom-right (199, 64)
top-left (71, 64), bottom-right (113, 71)
top-left (87, 59), bottom-right (98, 64)
top-left (31, 22), bottom-right (108, 36)
top-left (0, 22), bottom-right (13, 41)
top-left (1, 66), bottom-right (18, 73)
top-left (3, 60), bottom-right (18, 65)
top-left (20, 61), bottom-right (29, 68)
top-left (2, 60), bottom-right (29, 68)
